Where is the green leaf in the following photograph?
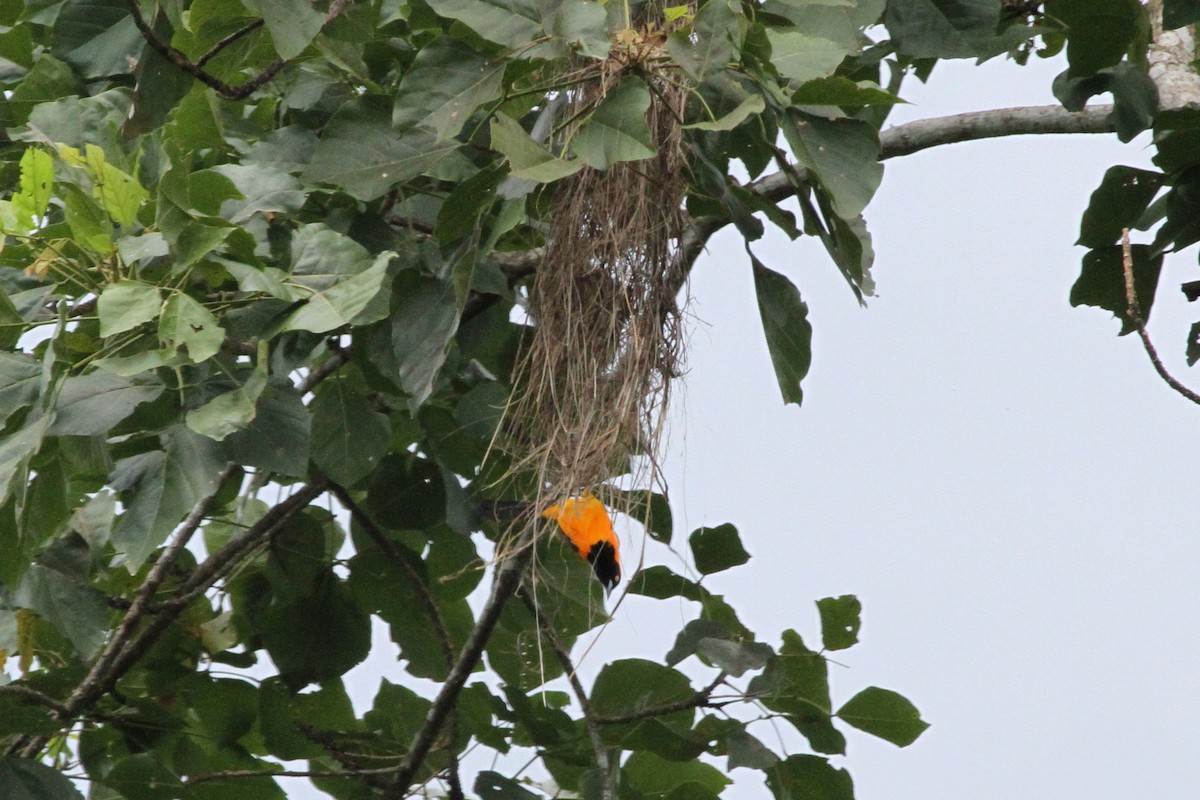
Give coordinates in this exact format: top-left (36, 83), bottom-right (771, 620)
top-left (210, 163), bottom-right (306, 224)
top-left (883, 0), bottom-right (1004, 59)
top-left (816, 594), bottom-right (861, 651)
top-left (97, 280), bottom-right (162, 337)
top-left (224, 386), bottom-right (311, 476)
top-left (1189, 321), bottom-right (1200, 367)
top-left (751, 253), bottom-right (812, 406)
top-left (0, 757), bottom-right (84, 800)
top-left (305, 96), bottom-right (461, 200)
top-left (185, 345), bottom-right (269, 441)
top-left (747, 630), bottom-right (844, 755)
top-left (159, 292), bottom-right (224, 362)
top-left (61, 183), bottom-right (113, 254)
top-left (591, 659), bottom-right (696, 724)
top-left (725, 728), bottom-right (779, 770)
top-left (1053, 64), bottom-right (1158, 143)
top-left (14, 564), bottom-right (109, 659)
top-left (1077, 166), bottom-right (1162, 249)
top-left (689, 523), bottom-right (749, 575)
top-left (110, 426), bottom-right (225, 568)
top-left (1164, 0), bottom-right (1200, 27)
top-left (766, 30), bottom-right (847, 86)
top-left (836, 686), bottom-right (929, 746)
top-left (791, 76), bottom-right (906, 107)
top-left (392, 37), bottom-right (505, 141)
top-left (0, 353), bottom-right (41, 427)
top-left (766, 755), bottom-right (853, 800)
top-left (475, 771), bottom-right (541, 800)
top-left (260, 576), bottom-right (371, 689)
top-left (1069, 244), bottom-right (1163, 335)
top-left (13, 147), bottom-right (53, 230)
top-left (424, 0), bottom-right (541, 49)
top-left (281, 252), bottom-right (395, 333)
top-left (48, 372), bottom-right (164, 435)
top-left (614, 489), bottom-right (673, 543)
top-left (257, 0), bottom-right (325, 59)
top-left (628, 565), bottom-right (706, 601)
top-left (667, 0), bottom-right (738, 81)
top-left (545, 0), bottom-right (610, 59)
top-left (83, 143), bottom-right (147, 227)
top-left (571, 77), bottom-right (657, 169)
top-left (0, 415), bottom-right (51, 507)
top-left (1045, 0), bottom-right (1138, 77)
top-left (781, 113), bottom-right (881, 218)
top-left (390, 270), bottom-right (460, 405)
top-left (685, 94), bottom-right (765, 131)
top-left (490, 112), bottom-right (583, 183)
top-left (310, 380), bottom-right (390, 486)
top-left (622, 751), bottom-right (731, 796)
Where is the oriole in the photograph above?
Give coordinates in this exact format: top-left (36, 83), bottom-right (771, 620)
top-left (541, 493), bottom-right (621, 593)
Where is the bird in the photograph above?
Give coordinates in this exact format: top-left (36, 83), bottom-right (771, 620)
top-left (541, 493), bottom-right (621, 594)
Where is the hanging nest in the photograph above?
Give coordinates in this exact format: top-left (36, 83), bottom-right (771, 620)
top-left (491, 8), bottom-right (692, 549)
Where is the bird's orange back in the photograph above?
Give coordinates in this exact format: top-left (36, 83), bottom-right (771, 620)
top-left (541, 493), bottom-right (621, 593)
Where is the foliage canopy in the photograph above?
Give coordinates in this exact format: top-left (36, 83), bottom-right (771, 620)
top-left (0, 0), bottom-right (1195, 798)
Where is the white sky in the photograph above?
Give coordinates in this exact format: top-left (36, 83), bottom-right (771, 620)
top-left (313, 53), bottom-right (1200, 800)
top-left (609, 53), bottom-right (1200, 800)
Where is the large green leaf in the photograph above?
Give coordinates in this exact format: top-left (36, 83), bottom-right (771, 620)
top-left (750, 253), bottom-right (812, 406)
top-left (747, 630), bottom-right (844, 755)
top-left (782, 113), bottom-right (881, 219)
top-left (305, 96), bottom-right (460, 200)
top-left (882, 0), bottom-right (1004, 59)
top-left (689, 523), bottom-right (750, 575)
top-left (766, 755), bottom-right (853, 800)
top-left (1164, 0), bottom-right (1200, 27)
top-left (1070, 244), bottom-right (1163, 335)
top-left (390, 270), bottom-right (460, 405)
top-left (1045, 0), bottom-right (1139, 77)
top-left (816, 594), bottom-right (861, 651)
top-left (13, 147), bottom-right (53, 230)
top-left (0, 757), bottom-right (84, 800)
top-left (281, 251), bottom-right (396, 333)
top-left (668, 0), bottom-right (739, 81)
top-left (836, 686), bottom-right (929, 746)
top-left (571, 77), bottom-right (657, 169)
top-left (765, 29), bottom-right (847, 86)
top-left (14, 564), bottom-right (109, 659)
top-left (310, 380), bottom-right (390, 487)
top-left (48, 372), bottom-right (164, 436)
top-left (591, 659), bottom-right (695, 726)
top-left (159, 292), bottom-right (225, 363)
top-left (256, 0), bottom-right (325, 59)
top-left (490, 112), bottom-right (583, 183)
top-left (392, 37), bottom-right (505, 140)
top-left (1077, 166), bottom-right (1163, 249)
top-left (0, 414), bottom-right (52, 507)
top-left (97, 280), bottom-right (162, 337)
top-left (259, 576), bottom-right (372, 689)
top-left (424, 0), bottom-right (541, 49)
top-left (1053, 64), bottom-right (1158, 143)
top-left (224, 386), bottom-right (312, 476)
top-left (622, 751), bottom-right (730, 796)
top-left (109, 426), bottom-right (226, 568)
top-left (185, 346), bottom-right (270, 441)
top-left (0, 353), bottom-right (41, 426)
top-left (210, 163), bottom-right (306, 224)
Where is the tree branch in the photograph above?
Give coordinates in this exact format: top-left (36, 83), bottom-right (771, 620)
top-left (383, 530), bottom-right (535, 799)
top-left (518, 589), bottom-right (614, 800)
top-left (196, 19), bottom-right (265, 68)
top-left (679, 104), bottom-right (1118, 275)
top-left (328, 481), bottom-right (465, 800)
top-left (1120, 229), bottom-right (1200, 405)
top-left (593, 671), bottom-right (728, 725)
top-left (14, 478), bottom-right (329, 759)
top-left (124, 0), bottom-right (285, 100)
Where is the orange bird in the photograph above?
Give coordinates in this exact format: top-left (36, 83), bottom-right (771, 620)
top-left (541, 493), bottom-right (621, 593)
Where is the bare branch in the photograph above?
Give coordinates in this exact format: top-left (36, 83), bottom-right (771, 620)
top-left (679, 104), bottom-right (1118, 276)
top-left (1120, 229), bottom-right (1200, 405)
top-left (196, 19), bottom-right (265, 68)
top-left (186, 765), bottom-right (398, 786)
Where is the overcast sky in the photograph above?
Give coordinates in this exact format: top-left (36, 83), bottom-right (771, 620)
top-left (612, 53), bottom-right (1200, 800)
top-left (320, 52), bottom-right (1200, 800)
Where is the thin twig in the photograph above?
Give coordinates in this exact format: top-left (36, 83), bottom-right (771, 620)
top-left (518, 589), bottom-right (614, 800)
top-left (196, 19), bottom-right (265, 67)
top-left (124, 0), bottom-right (284, 100)
top-left (1120, 229), bottom-right (1200, 405)
top-left (383, 527), bottom-right (535, 799)
top-left (593, 671), bottom-right (728, 725)
top-left (297, 341), bottom-right (351, 394)
top-left (327, 481), bottom-right (466, 800)
top-left (14, 478), bottom-right (328, 759)
top-left (186, 765), bottom-right (398, 785)
top-left (0, 685), bottom-right (70, 716)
